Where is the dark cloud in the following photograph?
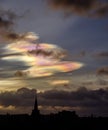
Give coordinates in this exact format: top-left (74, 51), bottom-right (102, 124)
top-left (0, 17), bottom-right (13, 29)
top-left (0, 9), bottom-right (18, 28)
top-left (38, 87), bottom-right (108, 107)
top-left (3, 32), bottom-right (27, 42)
top-left (94, 51), bottom-right (108, 58)
top-left (96, 66), bottom-right (108, 75)
top-left (3, 31), bottom-right (39, 42)
top-left (0, 87), bottom-right (107, 108)
top-left (38, 87), bottom-right (108, 115)
top-left (0, 9), bottom-right (23, 43)
top-left (48, 0), bottom-right (108, 17)
top-left (4, 33), bottom-right (22, 41)
top-left (0, 87), bottom-right (108, 115)
top-left (0, 88), bottom-right (36, 107)
top-left (94, 4), bottom-right (108, 17)
top-left (27, 46), bottom-right (67, 59)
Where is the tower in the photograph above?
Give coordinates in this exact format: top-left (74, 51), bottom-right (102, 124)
top-left (31, 90), bottom-right (40, 117)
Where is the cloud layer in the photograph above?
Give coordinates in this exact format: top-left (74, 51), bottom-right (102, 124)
top-left (94, 51), bottom-right (108, 58)
top-left (48, 0), bottom-right (108, 17)
top-left (0, 87), bottom-right (108, 116)
top-left (97, 66), bottom-right (108, 75)
top-left (0, 8), bottom-right (23, 43)
top-left (0, 87), bottom-right (36, 107)
top-left (2, 32), bottom-right (83, 78)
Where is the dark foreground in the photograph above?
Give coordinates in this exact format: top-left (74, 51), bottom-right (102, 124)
top-left (0, 111), bottom-right (108, 129)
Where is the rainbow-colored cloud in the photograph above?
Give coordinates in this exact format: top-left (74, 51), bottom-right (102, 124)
top-left (2, 32), bottom-right (83, 78)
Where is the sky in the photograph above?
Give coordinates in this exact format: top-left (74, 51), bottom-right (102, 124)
top-left (0, 0), bottom-right (108, 116)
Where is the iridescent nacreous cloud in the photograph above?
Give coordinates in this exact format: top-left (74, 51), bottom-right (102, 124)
top-left (2, 32), bottom-right (84, 78)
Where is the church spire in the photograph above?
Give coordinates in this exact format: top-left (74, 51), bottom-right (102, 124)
top-left (34, 91), bottom-right (38, 110)
top-left (31, 90), bottom-right (40, 117)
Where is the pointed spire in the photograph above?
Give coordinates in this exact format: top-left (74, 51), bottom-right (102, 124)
top-left (31, 90), bottom-right (40, 117)
top-left (34, 90), bottom-right (38, 110)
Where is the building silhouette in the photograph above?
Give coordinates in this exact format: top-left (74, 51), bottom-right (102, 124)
top-left (31, 91), bottom-right (40, 118)
top-left (0, 90), bottom-right (108, 129)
